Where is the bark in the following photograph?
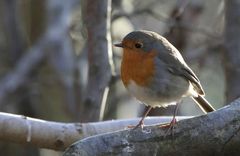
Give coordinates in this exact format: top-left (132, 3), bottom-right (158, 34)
top-left (64, 98), bottom-right (240, 156)
top-left (79, 0), bottom-right (113, 122)
top-left (0, 112), bottom-right (186, 151)
top-left (224, 0), bottom-right (240, 102)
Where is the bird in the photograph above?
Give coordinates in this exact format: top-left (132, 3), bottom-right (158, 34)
top-left (114, 30), bottom-right (215, 129)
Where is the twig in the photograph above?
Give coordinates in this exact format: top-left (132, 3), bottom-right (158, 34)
top-left (112, 5), bottom-right (220, 39)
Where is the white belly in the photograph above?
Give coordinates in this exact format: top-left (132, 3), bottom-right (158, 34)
top-left (126, 80), bottom-right (196, 108)
top-left (126, 80), bottom-right (176, 108)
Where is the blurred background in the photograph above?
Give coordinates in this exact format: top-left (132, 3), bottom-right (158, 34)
top-left (0, 0), bottom-right (237, 155)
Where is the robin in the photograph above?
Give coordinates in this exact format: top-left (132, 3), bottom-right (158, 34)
top-left (114, 30), bottom-right (215, 129)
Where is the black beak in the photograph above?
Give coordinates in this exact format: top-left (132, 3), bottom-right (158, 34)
top-left (114, 43), bottom-right (123, 48)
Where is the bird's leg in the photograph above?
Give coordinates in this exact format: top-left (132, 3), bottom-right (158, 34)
top-left (128, 106), bottom-right (152, 130)
top-left (165, 103), bottom-right (179, 137)
top-left (159, 102), bottom-right (180, 137)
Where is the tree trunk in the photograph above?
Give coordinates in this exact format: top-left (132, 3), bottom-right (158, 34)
top-left (79, 0), bottom-right (113, 122)
top-left (224, 0), bottom-right (240, 103)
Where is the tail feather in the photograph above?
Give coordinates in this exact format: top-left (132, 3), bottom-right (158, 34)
top-left (192, 95), bottom-right (215, 113)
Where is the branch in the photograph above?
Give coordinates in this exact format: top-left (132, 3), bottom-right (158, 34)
top-left (0, 0), bottom-right (77, 106)
top-left (0, 39), bottom-right (47, 105)
top-left (63, 98), bottom-right (240, 156)
top-left (0, 112), bottom-right (190, 151)
top-left (112, 5), bottom-right (220, 39)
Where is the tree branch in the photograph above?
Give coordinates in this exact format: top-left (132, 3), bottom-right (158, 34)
top-left (63, 98), bottom-right (240, 156)
top-left (0, 0), bottom-right (77, 106)
top-left (0, 112), bottom-right (189, 151)
top-left (112, 5), bottom-right (220, 39)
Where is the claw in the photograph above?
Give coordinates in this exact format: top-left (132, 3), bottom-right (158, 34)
top-left (133, 121), bottom-right (144, 130)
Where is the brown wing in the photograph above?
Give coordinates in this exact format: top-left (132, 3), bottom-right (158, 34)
top-left (180, 67), bottom-right (204, 95)
top-left (155, 35), bottom-right (204, 95)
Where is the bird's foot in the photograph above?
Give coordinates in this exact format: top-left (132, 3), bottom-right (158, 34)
top-left (128, 120), bottom-right (145, 130)
top-left (159, 117), bottom-right (177, 137)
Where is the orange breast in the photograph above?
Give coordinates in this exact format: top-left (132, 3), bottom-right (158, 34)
top-left (121, 49), bottom-right (157, 87)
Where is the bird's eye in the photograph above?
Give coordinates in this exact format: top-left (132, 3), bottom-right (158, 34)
top-left (135, 42), bottom-right (143, 49)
